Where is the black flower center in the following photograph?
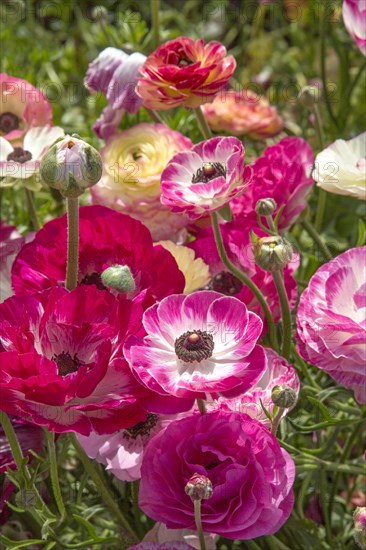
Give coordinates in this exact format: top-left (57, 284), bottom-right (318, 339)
top-left (175, 330), bottom-right (214, 363)
top-left (53, 352), bottom-right (84, 377)
top-left (80, 271), bottom-right (107, 291)
top-left (209, 271), bottom-right (243, 296)
top-left (6, 147), bottom-right (32, 164)
top-left (123, 413), bottom-right (159, 440)
top-left (192, 162), bottom-right (227, 184)
top-left (0, 112), bottom-right (19, 134)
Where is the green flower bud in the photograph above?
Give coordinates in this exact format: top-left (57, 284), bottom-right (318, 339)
top-left (271, 385), bottom-right (297, 409)
top-left (253, 235), bottom-right (293, 272)
top-left (185, 473), bottom-right (213, 501)
top-left (92, 5), bottom-right (108, 21)
top-left (298, 86), bottom-right (321, 109)
top-left (255, 198), bottom-right (277, 216)
top-left (40, 135), bottom-right (102, 198)
top-left (101, 265), bottom-right (136, 293)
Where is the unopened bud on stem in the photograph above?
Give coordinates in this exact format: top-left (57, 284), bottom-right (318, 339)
top-left (255, 198), bottom-right (277, 216)
top-left (253, 235), bottom-right (293, 272)
top-left (298, 86), bottom-right (321, 109)
top-left (101, 265), bottom-right (136, 293)
top-left (271, 385), bottom-right (297, 409)
top-left (185, 473), bottom-right (213, 501)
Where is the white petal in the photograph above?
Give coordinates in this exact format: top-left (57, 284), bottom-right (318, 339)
top-left (0, 138), bottom-right (14, 161)
top-left (24, 126), bottom-right (65, 160)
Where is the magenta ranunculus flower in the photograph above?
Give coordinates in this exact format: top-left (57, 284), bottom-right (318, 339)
top-left (296, 246), bottom-right (366, 404)
top-left (136, 37), bottom-right (236, 110)
top-left (11, 205), bottom-right (185, 301)
top-left (0, 73), bottom-right (52, 143)
top-left (231, 136), bottom-right (314, 230)
top-left (85, 48), bottom-right (146, 140)
top-left (124, 291), bottom-right (266, 399)
top-left (139, 410), bottom-right (295, 539)
top-left (161, 136), bottom-right (247, 220)
top-left (342, 0), bottom-right (366, 56)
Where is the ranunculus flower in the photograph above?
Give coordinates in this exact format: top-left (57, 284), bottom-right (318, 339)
top-left (296, 246), bottom-right (366, 405)
top-left (0, 286), bottom-right (192, 434)
top-left (139, 410), bottom-right (295, 539)
top-left (0, 126), bottom-right (64, 190)
top-left (161, 136), bottom-right (247, 220)
top-left (142, 522), bottom-right (217, 550)
top-left (91, 123), bottom-right (192, 240)
top-left (342, 0), bottom-right (366, 56)
top-left (85, 48), bottom-right (146, 140)
top-left (124, 291), bottom-right (266, 399)
top-left (201, 89), bottom-right (283, 140)
top-left (136, 37), bottom-right (236, 110)
top-left (0, 222), bottom-right (26, 302)
top-left (312, 132), bottom-right (366, 201)
top-left (0, 74), bottom-right (52, 143)
top-left (11, 205), bottom-right (185, 301)
top-left (231, 136), bottom-right (314, 229)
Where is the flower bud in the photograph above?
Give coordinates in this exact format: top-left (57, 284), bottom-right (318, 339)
top-left (354, 507), bottom-right (366, 549)
top-left (92, 5), bottom-right (108, 21)
top-left (255, 198), bottom-right (277, 216)
top-left (185, 473), bottom-right (213, 501)
top-left (253, 236), bottom-right (293, 272)
top-left (271, 385), bottom-right (297, 409)
top-left (298, 86), bottom-right (321, 109)
top-left (101, 264), bottom-right (136, 293)
top-left (40, 135), bottom-right (102, 198)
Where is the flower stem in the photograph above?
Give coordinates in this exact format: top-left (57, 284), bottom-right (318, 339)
top-left (271, 270), bottom-right (292, 360)
top-left (194, 107), bottom-right (212, 140)
top-left (301, 219), bottom-right (332, 261)
top-left (145, 107), bottom-right (164, 124)
top-left (151, 0), bottom-right (160, 50)
top-left (66, 197), bottom-right (79, 291)
top-left (312, 102), bottom-right (327, 232)
top-left (69, 433), bottom-right (137, 541)
top-left (319, 1), bottom-right (339, 129)
top-left (45, 430), bottom-right (66, 519)
top-left (210, 212), bottom-right (277, 349)
top-left (271, 407), bottom-right (285, 436)
top-left (24, 188), bottom-right (40, 231)
top-left (194, 499), bottom-right (206, 550)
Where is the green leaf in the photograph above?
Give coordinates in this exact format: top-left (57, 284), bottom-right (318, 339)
top-left (0, 535), bottom-right (46, 549)
top-left (307, 396), bottom-right (335, 421)
top-left (72, 514), bottom-right (99, 540)
top-left (356, 219), bottom-right (366, 246)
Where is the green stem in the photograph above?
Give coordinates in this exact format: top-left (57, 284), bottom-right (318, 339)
top-left (197, 399), bottom-right (206, 414)
top-left (339, 58), bottom-right (366, 124)
top-left (69, 433), bottom-right (137, 541)
top-left (319, 469), bottom-right (332, 544)
top-left (271, 407), bottom-right (285, 436)
top-left (24, 188), bottom-right (40, 231)
top-left (194, 107), bottom-right (212, 140)
top-left (194, 499), bottom-right (206, 550)
top-left (66, 197), bottom-right (79, 291)
top-left (210, 212), bottom-right (277, 349)
top-left (312, 102), bottom-right (327, 233)
top-left (319, 1), bottom-right (339, 129)
top-left (291, 345), bottom-right (320, 389)
top-left (301, 219), bottom-right (333, 261)
top-left (145, 107), bottom-right (164, 124)
top-left (45, 430), bottom-right (66, 519)
top-left (151, 0), bottom-right (160, 50)
top-left (271, 270), bottom-right (292, 360)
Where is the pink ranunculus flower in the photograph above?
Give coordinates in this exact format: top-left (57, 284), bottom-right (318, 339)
top-left (201, 89), bottom-right (283, 140)
top-left (85, 48), bottom-right (146, 140)
top-left (0, 222), bottom-right (27, 302)
top-left (231, 136), bottom-right (314, 230)
top-left (91, 123), bottom-right (192, 240)
top-left (11, 205), bottom-right (185, 301)
top-left (136, 37), bottom-right (236, 110)
top-left (296, 246), bottom-right (366, 404)
top-left (342, 0), bottom-right (366, 56)
top-left (139, 410), bottom-right (295, 539)
top-left (0, 74), bottom-right (52, 143)
top-left (161, 136), bottom-right (247, 220)
top-left (124, 291), bottom-right (266, 399)
top-left (142, 522), bottom-right (217, 550)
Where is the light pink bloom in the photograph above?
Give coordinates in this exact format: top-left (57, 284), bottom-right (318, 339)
top-left (0, 74), bottom-right (52, 143)
top-left (342, 0), bottom-right (366, 56)
top-left (143, 523), bottom-right (217, 550)
top-left (297, 247), bottom-right (366, 404)
top-left (124, 291), bottom-right (266, 399)
top-left (161, 136), bottom-right (247, 220)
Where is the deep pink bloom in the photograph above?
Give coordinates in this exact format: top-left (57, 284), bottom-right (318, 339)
top-left (0, 222), bottom-right (26, 302)
top-left (188, 218), bottom-right (298, 325)
top-left (231, 137), bottom-right (314, 229)
top-left (0, 73), bottom-right (52, 143)
top-left (161, 137), bottom-right (247, 220)
top-left (11, 205), bottom-right (185, 301)
top-left (139, 410), bottom-right (295, 539)
top-left (343, 0), bottom-right (366, 56)
top-left (136, 37), bottom-right (236, 110)
top-left (0, 286), bottom-right (192, 434)
top-left (296, 247), bottom-right (366, 404)
top-left (124, 291), bottom-right (266, 399)
top-left (85, 48), bottom-right (146, 140)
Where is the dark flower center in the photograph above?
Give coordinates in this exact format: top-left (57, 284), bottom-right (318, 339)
top-left (6, 147), bottom-right (32, 164)
top-left (80, 271), bottom-right (107, 291)
top-left (0, 112), bottom-right (19, 134)
top-left (175, 330), bottom-right (214, 363)
top-left (209, 271), bottom-right (243, 296)
top-left (123, 413), bottom-right (159, 440)
top-left (53, 352), bottom-right (84, 377)
top-left (192, 162), bottom-right (227, 184)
